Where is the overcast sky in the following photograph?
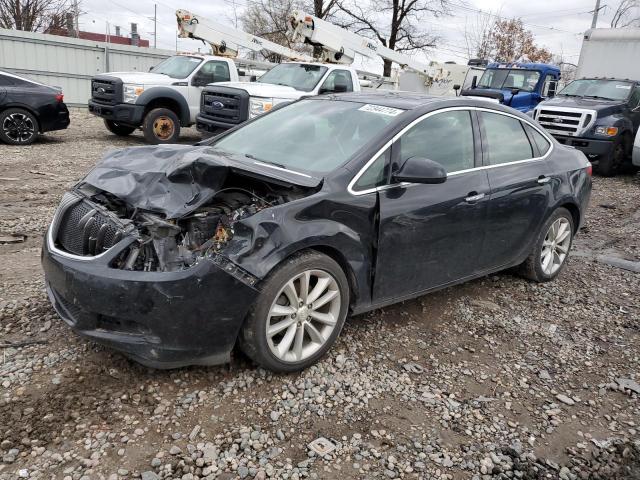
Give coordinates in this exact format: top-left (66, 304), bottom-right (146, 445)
top-left (80, 0), bottom-right (614, 73)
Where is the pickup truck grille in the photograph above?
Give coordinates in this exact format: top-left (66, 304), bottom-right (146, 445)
top-left (200, 87), bottom-right (250, 125)
top-left (91, 77), bottom-right (123, 105)
top-left (56, 199), bottom-right (124, 256)
top-left (535, 107), bottom-right (597, 137)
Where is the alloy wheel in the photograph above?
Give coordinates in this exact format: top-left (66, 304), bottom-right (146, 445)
top-left (2, 113), bottom-right (36, 143)
top-left (266, 269), bottom-right (341, 363)
top-left (541, 217), bottom-right (571, 276)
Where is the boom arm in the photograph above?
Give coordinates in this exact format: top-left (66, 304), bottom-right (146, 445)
top-left (289, 11), bottom-right (434, 76)
top-left (176, 9), bottom-right (314, 62)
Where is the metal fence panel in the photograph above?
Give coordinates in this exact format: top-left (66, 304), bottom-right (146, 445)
top-left (0, 28), bottom-right (173, 105)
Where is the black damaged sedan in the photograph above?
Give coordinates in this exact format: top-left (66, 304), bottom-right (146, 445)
top-left (42, 93), bottom-right (592, 372)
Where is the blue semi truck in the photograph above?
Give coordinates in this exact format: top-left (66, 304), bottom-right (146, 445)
top-left (461, 62), bottom-right (561, 113)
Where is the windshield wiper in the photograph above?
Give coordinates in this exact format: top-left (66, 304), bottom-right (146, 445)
top-left (584, 95), bottom-right (616, 101)
top-left (244, 154), bottom-right (288, 170)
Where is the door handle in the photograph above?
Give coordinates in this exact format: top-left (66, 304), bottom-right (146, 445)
top-left (465, 192), bottom-right (485, 203)
top-left (537, 175), bottom-right (551, 184)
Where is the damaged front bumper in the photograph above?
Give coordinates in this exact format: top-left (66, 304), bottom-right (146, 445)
top-left (42, 229), bottom-right (260, 369)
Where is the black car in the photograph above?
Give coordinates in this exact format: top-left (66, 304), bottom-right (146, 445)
top-left (0, 71), bottom-right (70, 145)
top-left (42, 93), bottom-right (592, 372)
top-left (534, 78), bottom-right (640, 176)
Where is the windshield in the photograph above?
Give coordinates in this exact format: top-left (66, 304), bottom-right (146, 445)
top-left (213, 100), bottom-right (402, 174)
top-left (558, 79), bottom-right (633, 101)
top-left (151, 56), bottom-right (203, 79)
top-left (477, 69), bottom-right (541, 92)
top-left (257, 64), bottom-right (328, 92)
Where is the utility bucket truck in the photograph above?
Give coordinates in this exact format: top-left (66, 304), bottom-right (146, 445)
top-left (192, 10), bottom-right (479, 134)
top-left (176, 10), bottom-right (363, 135)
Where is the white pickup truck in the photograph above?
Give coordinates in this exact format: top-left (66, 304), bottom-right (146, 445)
top-left (196, 61), bottom-right (361, 135)
top-left (88, 54), bottom-right (240, 143)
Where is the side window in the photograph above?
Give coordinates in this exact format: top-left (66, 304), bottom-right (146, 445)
top-left (353, 149), bottom-right (389, 192)
top-left (320, 70), bottom-right (354, 93)
top-left (198, 61), bottom-right (231, 83)
top-left (480, 112), bottom-right (534, 165)
top-left (524, 123), bottom-right (551, 156)
top-left (398, 110), bottom-right (475, 173)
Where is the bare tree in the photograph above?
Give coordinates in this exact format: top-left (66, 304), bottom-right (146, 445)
top-left (489, 19), bottom-right (552, 63)
top-left (336, 0), bottom-right (448, 76)
top-left (0, 0), bottom-right (75, 32)
top-left (463, 10), bottom-right (497, 60)
top-left (610, 0), bottom-right (640, 28)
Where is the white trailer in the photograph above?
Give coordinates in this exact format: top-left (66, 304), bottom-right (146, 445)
top-left (576, 28), bottom-right (640, 80)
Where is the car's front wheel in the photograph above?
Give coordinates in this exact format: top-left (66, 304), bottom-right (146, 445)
top-left (104, 120), bottom-right (136, 136)
top-left (240, 251), bottom-right (349, 372)
top-left (0, 108), bottom-right (39, 145)
top-left (520, 207), bottom-right (574, 282)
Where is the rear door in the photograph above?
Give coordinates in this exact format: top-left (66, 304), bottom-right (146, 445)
top-left (0, 74), bottom-right (10, 103)
top-left (372, 108), bottom-right (491, 302)
top-left (477, 110), bottom-right (553, 270)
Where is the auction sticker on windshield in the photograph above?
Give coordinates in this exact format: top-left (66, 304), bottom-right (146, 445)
top-left (358, 104), bottom-right (404, 116)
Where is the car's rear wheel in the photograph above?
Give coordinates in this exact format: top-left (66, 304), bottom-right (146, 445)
top-left (239, 251), bottom-right (349, 372)
top-left (104, 120), bottom-right (136, 136)
top-left (142, 108), bottom-right (180, 144)
top-left (0, 108), bottom-right (39, 145)
top-left (519, 207), bottom-right (574, 282)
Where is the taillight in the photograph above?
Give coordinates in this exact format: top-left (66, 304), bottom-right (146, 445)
top-left (586, 164), bottom-right (592, 177)
top-left (55, 93), bottom-right (64, 103)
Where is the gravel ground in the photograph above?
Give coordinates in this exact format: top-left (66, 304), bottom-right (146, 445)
top-left (1, 109), bottom-right (639, 480)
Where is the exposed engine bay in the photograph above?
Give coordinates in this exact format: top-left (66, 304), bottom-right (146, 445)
top-left (71, 172), bottom-right (310, 272)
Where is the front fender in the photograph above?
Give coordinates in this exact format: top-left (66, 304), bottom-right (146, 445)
top-left (222, 196), bottom-right (376, 307)
top-left (136, 87), bottom-right (191, 125)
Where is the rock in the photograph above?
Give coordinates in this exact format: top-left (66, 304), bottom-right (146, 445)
top-left (169, 446), bottom-right (182, 455)
top-left (556, 394), bottom-right (575, 406)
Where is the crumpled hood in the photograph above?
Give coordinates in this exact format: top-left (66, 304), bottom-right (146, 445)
top-left (80, 145), bottom-right (321, 219)
top-left (213, 81), bottom-right (303, 99)
top-left (104, 72), bottom-right (174, 86)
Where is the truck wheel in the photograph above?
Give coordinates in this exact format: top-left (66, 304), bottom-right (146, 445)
top-left (239, 251), bottom-right (350, 372)
top-left (104, 120), bottom-right (136, 136)
top-left (0, 108), bottom-right (39, 145)
top-left (142, 108), bottom-right (180, 144)
top-left (598, 135), bottom-right (628, 177)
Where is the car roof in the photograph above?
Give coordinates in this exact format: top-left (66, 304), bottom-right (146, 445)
top-left (317, 91), bottom-right (529, 116)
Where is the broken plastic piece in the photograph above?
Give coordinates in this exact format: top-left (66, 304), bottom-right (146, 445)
top-left (308, 437), bottom-right (336, 456)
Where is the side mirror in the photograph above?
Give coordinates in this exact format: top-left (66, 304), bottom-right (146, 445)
top-left (192, 75), bottom-right (211, 87)
top-left (250, 75), bottom-right (257, 82)
top-left (471, 75), bottom-right (477, 89)
top-left (453, 84), bottom-right (461, 97)
top-left (510, 88), bottom-right (521, 96)
top-left (392, 157), bottom-right (447, 184)
top-left (149, 66), bottom-right (155, 72)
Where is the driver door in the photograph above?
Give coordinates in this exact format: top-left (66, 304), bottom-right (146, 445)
top-left (373, 109), bottom-right (491, 302)
top-left (188, 61), bottom-right (232, 120)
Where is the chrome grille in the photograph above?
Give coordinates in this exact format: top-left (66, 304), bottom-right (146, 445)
top-left (535, 106), bottom-right (597, 137)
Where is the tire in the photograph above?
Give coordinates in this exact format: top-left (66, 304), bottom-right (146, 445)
top-left (104, 120), bottom-right (136, 136)
top-left (598, 135), bottom-right (628, 177)
top-left (142, 108), bottom-right (180, 144)
top-left (0, 108), bottom-right (39, 145)
top-left (519, 207), bottom-right (574, 283)
top-left (239, 251), bottom-right (350, 372)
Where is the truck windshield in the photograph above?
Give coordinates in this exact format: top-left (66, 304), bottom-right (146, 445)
top-left (558, 79), bottom-right (633, 101)
top-left (477, 69), bottom-right (541, 92)
top-left (213, 99), bottom-right (401, 174)
top-left (256, 64), bottom-right (328, 92)
top-left (151, 56), bottom-right (203, 79)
